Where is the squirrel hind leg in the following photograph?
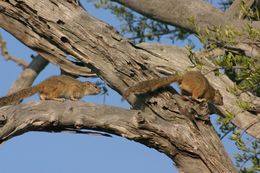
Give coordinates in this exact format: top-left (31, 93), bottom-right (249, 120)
top-left (193, 98), bottom-right (207, 103)
top-left (40, 94), bottom-right (46, 100)
top-left (191, 91), bottom-right (207, 103)
top-left (180, 95), bottom-right (190, 101)
top-left (50, 98), bottom-right (66, 102)
top-left (70, 96), bottom-right (79, 101)
top-left (40, 94), bottom-right (65, 102)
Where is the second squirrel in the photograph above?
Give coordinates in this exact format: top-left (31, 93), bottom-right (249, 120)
top-left (124, 71), bottom-right (223, 105)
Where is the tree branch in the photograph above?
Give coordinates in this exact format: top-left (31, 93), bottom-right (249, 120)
top-left (112, 0), bottom-right (260, 30)
top-left (0, 3), bottom-right (95, 77)
top-left (0, 100), bottom-right (237, 173)
top-left (111, 0), bottom-right (260, 57)
top-left (0, 33), bottom-right (28, 69)
top-left (0, 101), bottom-right (144, 143)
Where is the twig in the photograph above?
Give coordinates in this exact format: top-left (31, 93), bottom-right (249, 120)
top-left (0, 33), bottom-right (28, 69)
top-left (220, 127), bottom-right (235, 140)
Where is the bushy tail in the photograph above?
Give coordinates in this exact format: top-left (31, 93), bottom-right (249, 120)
top-left (124, 75), bottom-right (182, 98)
top-left (0, 86), bottom-right (40, 107)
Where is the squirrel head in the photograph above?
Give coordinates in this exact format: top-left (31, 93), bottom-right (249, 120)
top-left (213, 90), bottom-right (223, 105)
top-left (83, 82), bottom-right (101, 95)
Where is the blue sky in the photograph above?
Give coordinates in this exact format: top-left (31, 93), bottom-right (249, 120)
top-left (0, 1), bottom-right (240, 173)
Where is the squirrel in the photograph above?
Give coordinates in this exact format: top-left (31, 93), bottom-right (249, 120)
top-left (0, 75), bottom-right (101, 107)
top-left (124, 71), bottom-right (223, 105)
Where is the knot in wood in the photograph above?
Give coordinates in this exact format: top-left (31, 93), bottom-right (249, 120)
top-left (134, 112), bottom-right (146, 125)
top-left (50, 115), bottom-right (59, 126)
top-left (192, 102), bottom-right (209, 120)
top-left (0, 114), bottom-right (7, 127)
top-left (75, 118), bottom-right (84, 129)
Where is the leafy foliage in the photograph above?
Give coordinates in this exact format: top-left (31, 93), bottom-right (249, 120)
top-left (212, 3), bottom-right (260, 172)
top-left (216, 52), bottom-right (260, 96)
top-left (240, 0), bottom-right (260, 20)
top-left (217, 115), bottom-right (260, 173)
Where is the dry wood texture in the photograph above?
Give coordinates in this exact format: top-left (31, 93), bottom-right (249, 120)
top-left (0, 0), bottom-right (259, 172)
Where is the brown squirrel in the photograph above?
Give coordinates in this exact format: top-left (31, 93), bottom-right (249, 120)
top-left (124, 71), bottom-right (223, 105)
top-left (0, 75), bottom-right (101, 106)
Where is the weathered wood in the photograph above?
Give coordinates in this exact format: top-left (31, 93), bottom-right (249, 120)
top-left (0, 0), bottom-right (247, 172)
top-left (0, 100), bottom-right (237, 173)
top-left (137, 43), bottom-right (260, 139)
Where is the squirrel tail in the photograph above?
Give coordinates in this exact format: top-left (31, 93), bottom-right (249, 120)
top-left (124, 74), bottom-right (181, 98)
top-left (0, 85), bottom-right (40, 107)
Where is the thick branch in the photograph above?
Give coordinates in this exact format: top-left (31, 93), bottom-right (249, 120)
top-left (0, 3), bottom-right (95, 77)
top-left (111, 0), bottom-right (260, 57)
top-left (0, 101), bottom-right (145, 142)
top-left (0, 101), bottom-right (236, 173)
top-left (112, 0), bottom-right (260, 31)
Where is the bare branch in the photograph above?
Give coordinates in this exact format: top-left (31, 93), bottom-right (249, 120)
top-left (0, 9), bottom-right (95, 77)
top-left (0, 101), bottom-right (143, 142)
top-left (0, 100), bottom-right (237, 173)
top-left (111, 0), bottom-right (260, 31)
top-left (0, 33), bottom-right (28, 69)
top-left (111, 0), bottom-right (260, 57)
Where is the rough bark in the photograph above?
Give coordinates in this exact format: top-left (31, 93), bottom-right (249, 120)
top-left (137, 43), bottom-right (260, 139)
top-left (0, 0), bottom-right (257, 172)
top-left (0, 100), bottom-right (236, 173)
